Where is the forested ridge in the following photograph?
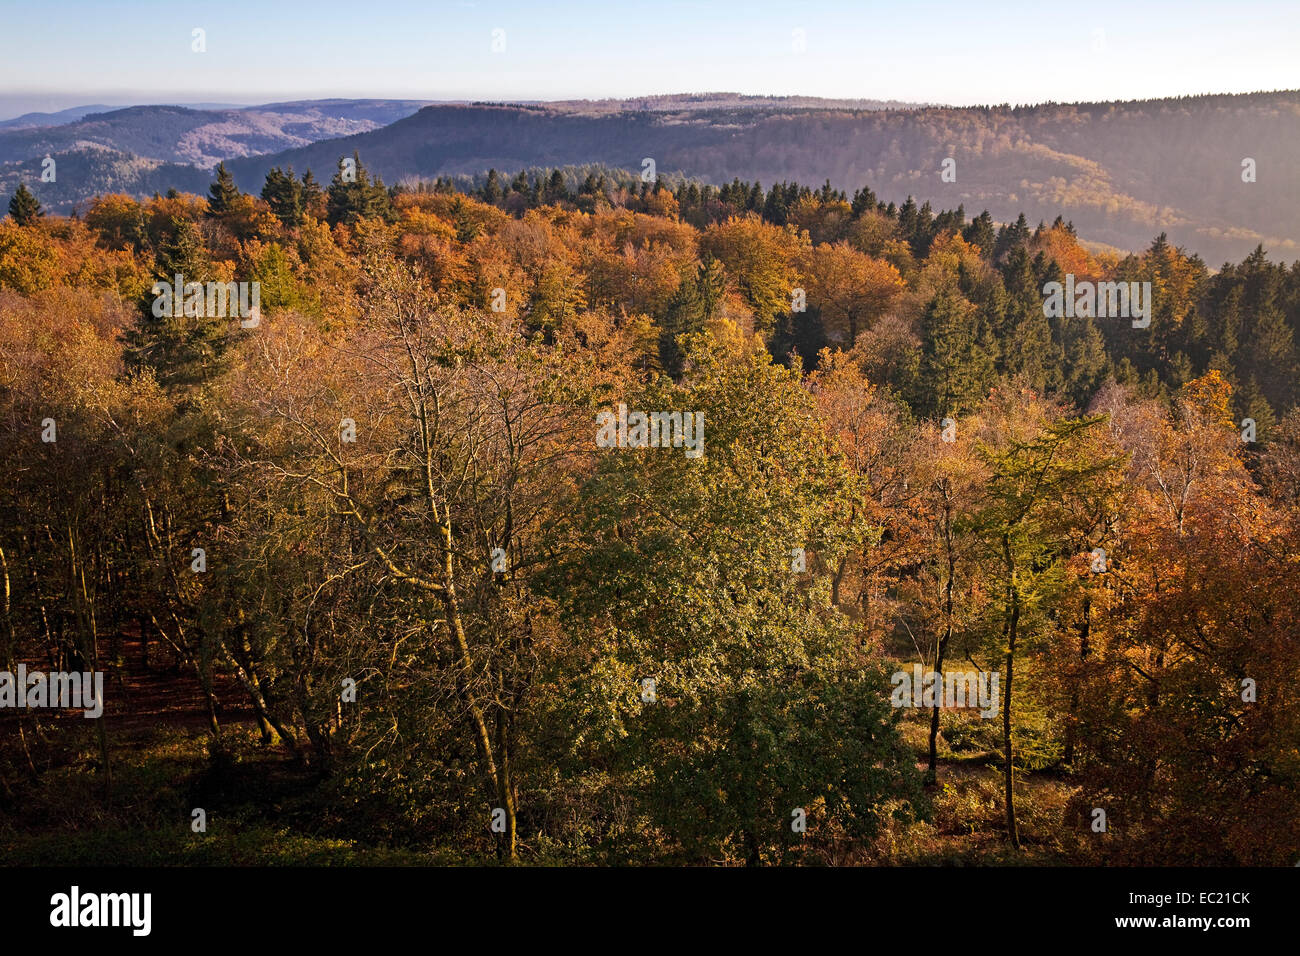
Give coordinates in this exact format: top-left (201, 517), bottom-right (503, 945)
top-left (7, 91), bottom-right (1298, 266)
top-left (219, 91), bottom-right (1300, 264)
top-left (1, 158), bottom-right (1297, 865)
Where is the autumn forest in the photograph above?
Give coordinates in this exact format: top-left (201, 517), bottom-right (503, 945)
top-left (1, 150), bottom-right (1298, 869)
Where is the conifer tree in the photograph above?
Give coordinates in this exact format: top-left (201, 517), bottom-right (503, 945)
top-left (993, 213), bottom-right (1030, 261)
top-left (7, 183), bottom-right (42, 225)
top-left (545, 169), bottom-right (567, 202)
top-left (483, 168), bottom-right (503, 204)
top-left (300, 169), bottom-right (323, 218)
top-left (261, 166), bottom-right (304, 227)
top-left (915, 288), bottom-right (997, 417)
top-left (327, 152), bottom-right (393, 225)
top-left (206, 162), bottom-right (240, 217)
top-left (998, 245), bottom-right (1061, 391)
top-left (126, 217), bottom-right (227, 390)
top-left (850, 185), bottom-right (878, 218)
top-left (963, 210), bottom-right (996, 256)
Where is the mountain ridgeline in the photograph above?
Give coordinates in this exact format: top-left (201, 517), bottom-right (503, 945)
top-left (228, 91), bottom-right (1299, 266)
top-left (2, 92), bottom-right (1296, 266)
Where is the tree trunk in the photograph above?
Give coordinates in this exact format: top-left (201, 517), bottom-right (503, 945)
top-left (437, 515), bottom-right (515, 860)
top-left (1002, 534), bottom-right (1020, 850)
top-left (0, 545), bottom-right (38, 779)
top-left (927, 489), bottom-right (955, 782)
top-left (1064, 595), bottom-right (1090, 766)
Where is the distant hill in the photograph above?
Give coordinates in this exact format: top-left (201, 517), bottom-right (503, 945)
top-left (223, 92), bottom-right (1300, 265)
top-left (0, 105), bottom-right (116, 129)
top-left (532, 92), bottom-right (930, 113)
top-left (2, 92), bottom-right (1296, 264)
top-left (0, 99), bottom-right (432, 168)
top-left (0, 145), bottom-right (209, 211)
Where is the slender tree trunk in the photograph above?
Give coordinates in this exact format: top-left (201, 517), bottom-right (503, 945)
top-left (927, 489), bottom-right (955, 782)
top-left (0, 545), bottom-right (38, 779)
top-left (1064, 595), bottom-right (1090, 766)
top-left (437, 514), bottom-right (515, 860)
top-left (197, 639), bottom-right (223, 743)
top-left (1002, 534), bottom-right (1020, 850)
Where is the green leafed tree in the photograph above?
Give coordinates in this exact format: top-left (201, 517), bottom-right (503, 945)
top-left (549, 333), bottom-right (926, 864)
top-left (972, 411), bottom-right (1120, 849)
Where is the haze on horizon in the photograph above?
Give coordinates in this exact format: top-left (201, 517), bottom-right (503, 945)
top-left (1, 0), bottom-right (1297, 120)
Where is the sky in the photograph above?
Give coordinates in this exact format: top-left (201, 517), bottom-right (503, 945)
top-left (1, 0), bottom-right (1297, 118)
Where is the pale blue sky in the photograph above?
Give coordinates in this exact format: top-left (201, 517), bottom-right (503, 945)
top-left (1, 0), bottom-right (1297, 117)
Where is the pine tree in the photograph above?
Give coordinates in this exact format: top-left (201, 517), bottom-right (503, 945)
top-left (7, 183), bottom-right (43, 226)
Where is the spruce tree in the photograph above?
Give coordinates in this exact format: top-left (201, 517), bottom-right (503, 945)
top-left (963, 210), bottom-right (996, 257)
top-left (367, 174), bottom-right (395, 223)
top-left (998, 245), bottom-right (1061, 392)
top-left (993, 213), bottom-right (1030, 261)
top-left (126, 217), bottom-right (228, 390)
top-left (261, 166), bottom-right (304, 227)
top-left (327, 152), bottom-right (373, 226)
top-left (546, 170), bottom-right (567, 202)
top-left (483, 169), bottom-right (503, 204)
top-left (1062, 319), bottom-right (1110, 408)
top-left (915, 288), bottom-right (996, 417)
top-left (659, 258), bottom-right (724, 376)
top-left (7, 183), bottom-right (43, 226)
top-left (207, 162), bottom-right (240, 217)
top-left (762, 184), bottom-right (788, 225)
top-left (300, 169), bottom-right (323, 218)
top-left (850, 186), bottom-right (878, 218)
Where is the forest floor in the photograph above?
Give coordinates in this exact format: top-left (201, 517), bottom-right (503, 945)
top-left (0, 642), bottom-right (1085, 865)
